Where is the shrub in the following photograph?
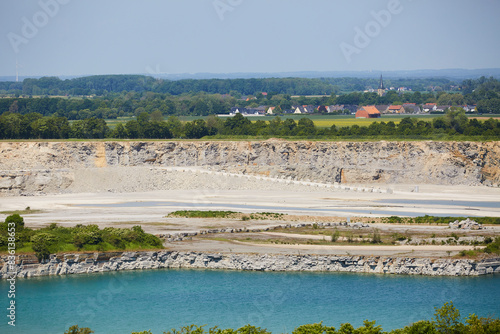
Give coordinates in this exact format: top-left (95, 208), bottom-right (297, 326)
top-left (433, 301), bottom-right (463, 334)
top-left (64, 325), bottom-right (94, 334)
top-left (331, 230), bottom-right (340, 242)
top-left (31, 233), bottom-right (57, 262)
top-left (292, 322), bottom-right (336, 334)
top-left (1, 214), bottom-right (25, 231)
top-left (484, 237), bottom-right (500, 254)
top-left (458, 250), bottom-right (477, 257)
top-left (73, 225), bottom-right (103, 249)
top-left (371, 229), bottom-right (382, 244)
top-left (392, 233), bottom-right (407, 241)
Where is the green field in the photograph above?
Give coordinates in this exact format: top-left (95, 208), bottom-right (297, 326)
top-left (104, 114), bottom-right (498, 129)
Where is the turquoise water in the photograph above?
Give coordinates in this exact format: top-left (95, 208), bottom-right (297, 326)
top-left (1, 269), bottom-right (499, 334)
top-left (75, 201), bottom-right (487, 217)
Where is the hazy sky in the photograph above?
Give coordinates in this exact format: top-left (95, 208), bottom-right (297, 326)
top-left (1, 0), bottom-right (500, 77)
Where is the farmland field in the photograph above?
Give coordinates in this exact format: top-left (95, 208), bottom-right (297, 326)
top-left (104, 114), bottom-right (498, 129)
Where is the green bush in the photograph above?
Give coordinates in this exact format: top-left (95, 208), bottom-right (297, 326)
top-left (169, 210), bottom-right (238, 218)
top-left (62, 302), bottom-right (500, 334)
top-left (31, 232), bottom-right (57, 261)
top-left (64, 325), bottom-right (94, 334)
top-left (0, 215), bottom-right (164, 257)
top-left (433, 302), bottom-right (463, 334)
top-left (292, 322), bottom-right (336, 334)
top-left (371, 229), bottom-right (382, 244)
top-left (331, 230), bottom-right (340, 243)
top-left (484, 237), bottom-right (500, 254)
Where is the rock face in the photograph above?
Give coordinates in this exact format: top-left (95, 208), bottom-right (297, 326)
top-left (449, 218), bottom-right (483, 230)
top-left (1, 251), bottom-right (499, 278)
top-left (0, 140), bottom-right (499, 195)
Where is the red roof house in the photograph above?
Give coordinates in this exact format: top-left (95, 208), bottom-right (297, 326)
top-left (355, 106), bottom-right (381, 118)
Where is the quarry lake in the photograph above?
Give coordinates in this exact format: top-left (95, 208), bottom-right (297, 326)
top-left (75, 199), bottom-right (499, 217)
top-left (1, 269), bottom-right (499, 334)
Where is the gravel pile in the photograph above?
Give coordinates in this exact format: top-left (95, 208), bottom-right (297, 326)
top-left (63, 167), bottom-right (341, 194)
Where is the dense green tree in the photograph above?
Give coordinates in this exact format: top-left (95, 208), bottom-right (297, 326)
top-left (111, 123), bottom-right (128, 138)
top-left (184, 119), bottom-right (209, 139)
top-left (433, 302), bottom-right (463, 334)
top-left (0, 112), bottom-right (22, 139)
top-left (150, 109), bottom-right (164, 122)
top-left (166, 116), bottom-right (184, 138)
top-left (30, 116), bottom-right (70, 139)
top-left (281, 118), bottom-right (297, 135)
top-left (71, 117), bottom-right (109, 139)
top-left (223, 113), bottom-right (253, 135)
top-left (296, 118), bottom-right (316, 136)
top-left (444, 108), bottom-right (468, 134)
top-left (205, 115), bottom-right (224, 135)
top-left (125, 120), bottom-right (142, 138)
top-left (31, 233), bottom-right (57, 262)
top-left (4, 214), bottom-right (24, 230)
top-left (143, 121), bottom-right (172, 139)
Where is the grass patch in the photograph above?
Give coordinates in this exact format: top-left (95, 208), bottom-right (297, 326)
top-left (381, 215), bottom-right (500, 225)
top-left (168, 210), bottom-right (239, 218)
top-left (167, 210), bottom-right (287, 220)
top-left (0, 208), bottom-right (44, 215)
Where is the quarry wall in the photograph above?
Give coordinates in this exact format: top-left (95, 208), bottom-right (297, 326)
top-left (0, 140), bottom-right (499, 195)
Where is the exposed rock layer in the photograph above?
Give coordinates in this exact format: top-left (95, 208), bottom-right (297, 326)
top-left (0, 140), bottom-right (499, 195)
top-left (1, 251), bottom-right (499, 278)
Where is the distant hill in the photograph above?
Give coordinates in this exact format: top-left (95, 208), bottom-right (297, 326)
top-left (149, 68), bottom-right (500, 80)
top-left (2, 68), bottom-right (500, 83)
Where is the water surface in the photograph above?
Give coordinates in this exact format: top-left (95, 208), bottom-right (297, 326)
top-left (1, 269), bottom-right (499, 334)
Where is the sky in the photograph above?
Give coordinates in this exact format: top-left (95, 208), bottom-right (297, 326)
top-left (1, 0), bottom-right (500, 78)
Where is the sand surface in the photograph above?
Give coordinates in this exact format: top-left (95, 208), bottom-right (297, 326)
top-left (1, 183), bottom-right (498, 257)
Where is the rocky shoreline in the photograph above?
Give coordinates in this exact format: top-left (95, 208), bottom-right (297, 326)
top-left (1, 251), bottom-right (500, 278)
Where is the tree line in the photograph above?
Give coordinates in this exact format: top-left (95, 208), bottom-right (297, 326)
top-left (0, 75), bottom-right (465, 97)
top-left (1, 76), bottom-right (335, 96)
top-left (65, 302), bottom-right (499, 334)
top-left (1, 109), bottom-right (498, 140)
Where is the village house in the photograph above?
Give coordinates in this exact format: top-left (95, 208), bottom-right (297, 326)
top-left (387, 105), bottom-right (405, 114)
top-left (402, 103), bottom-right (421, 114)
top-left (436, 105), bottom-right (451, 112)
top-left (375, 105), bottom-right (389, 113)
top-left (227, 107), bottom-right (263, 116)
top-left (293, 105), bottom-right (315, 114)
top-left (462, 105), bottom-right (477, 112)
top-left (355, 106), bottom-right (381, 118)
top-left (343, 104), bottom-right (359, 114)
top-left (327, 105), bottom-right (345, 113)
top-left (422, 103), bottom-right (437, 112)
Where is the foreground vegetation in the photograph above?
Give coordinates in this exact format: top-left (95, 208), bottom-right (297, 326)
top-left (1, 108), bottom-right (499, 140)
top-left (0, 214), bottom-right (163, 261)
top-left (381, 216), bottom-right (500, 225)
top-left (64, 302), bottom-right (500, 333)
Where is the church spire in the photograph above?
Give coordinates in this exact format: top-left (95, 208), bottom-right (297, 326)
top-left (378, 74), bottom-right (385, 97)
